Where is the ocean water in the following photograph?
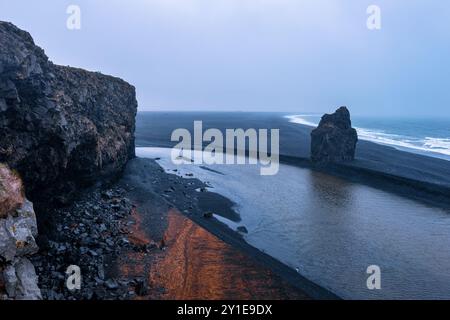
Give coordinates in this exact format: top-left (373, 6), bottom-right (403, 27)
top-left (286, 115), bottom-right (450, 160)
top-left (138, 147), bottom-right (450, 300)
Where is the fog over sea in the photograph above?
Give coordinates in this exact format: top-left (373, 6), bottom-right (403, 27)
top-left (286, 115), bottom-right (450, 161)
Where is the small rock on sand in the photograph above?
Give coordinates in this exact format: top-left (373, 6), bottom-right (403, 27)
top-left (237, 226), bottom-right (248, 234)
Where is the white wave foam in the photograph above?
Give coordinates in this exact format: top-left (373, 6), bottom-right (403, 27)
top-left (285, 115), bottom-right (450, 159)
top-left (285, 114), bottom-right (319, 127)
top-left (424, 137), bottom-right (450, 152)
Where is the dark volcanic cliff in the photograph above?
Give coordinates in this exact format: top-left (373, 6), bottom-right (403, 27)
top-left (0, 22), bottom-right (137, 204)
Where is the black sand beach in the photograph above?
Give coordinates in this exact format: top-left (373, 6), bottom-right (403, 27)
top-left (136, 112), bottom-right (450, 209)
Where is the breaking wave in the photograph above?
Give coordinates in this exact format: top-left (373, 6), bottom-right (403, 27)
top-left (286, 115), bottom-right (450, 160)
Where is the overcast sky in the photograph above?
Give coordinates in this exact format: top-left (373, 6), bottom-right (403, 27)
top-left (1, 0), bottom-right (450, 116)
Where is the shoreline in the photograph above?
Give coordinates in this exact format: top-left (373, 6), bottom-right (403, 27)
top-left (279, 155), bottom-right (450, 210)
top-left (116, 157), bottom-right (339, 300)
top-left (136, 143), bottom-right (450, 211)
top-left (136, 112), bottom-right (450, 198)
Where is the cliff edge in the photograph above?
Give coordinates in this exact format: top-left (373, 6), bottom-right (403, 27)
top-left (0, 21), bottom-right (137, 204)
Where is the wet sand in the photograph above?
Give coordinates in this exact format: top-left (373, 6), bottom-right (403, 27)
top-left (114, 158), bottom-right (337, 300)
top-left (119, 207), bottom-right (309, 300)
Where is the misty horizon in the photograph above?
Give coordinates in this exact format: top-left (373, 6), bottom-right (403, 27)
top-left (1, 0), bottom-right (450, 117)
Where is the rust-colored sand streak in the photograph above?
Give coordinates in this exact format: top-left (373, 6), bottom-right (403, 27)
top-left (149, 209), bottom-right (307, 300)
top-left (118, 206), bottom-right (308, 300)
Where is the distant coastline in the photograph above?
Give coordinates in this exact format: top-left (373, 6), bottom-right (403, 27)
top-left (136, 111), bottom-right (450, 197)
top-left (285, 114), bottom-right (450, 161)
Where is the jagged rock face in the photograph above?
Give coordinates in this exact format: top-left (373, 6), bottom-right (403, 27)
top-left (0, 164), bottom-right (24, 218)
top-left (0, 21), bottom-right (137, 204)
top-left (3, 258), bottom-right (42, 300)
top-left (310, 106), bottom-right (358, 164)
top-left (0, 164), bottom-right (41, 300)
top-left (0, 198), bottom-right (39, 262)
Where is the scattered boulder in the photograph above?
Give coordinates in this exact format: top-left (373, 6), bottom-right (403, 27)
top-left (203, 212), bottom-right (213, 219)
top-left (134, 278), bottom-right (149, 296)
top-left (310, 106), bottom-right (358, 164)
top-left (237, 226), bottom-right (248, 234)
top-left (105, 278), bottom-right (119, 290)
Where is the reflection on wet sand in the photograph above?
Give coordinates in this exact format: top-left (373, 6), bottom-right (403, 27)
top-left (118, 207), bottom-right (309, 300)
